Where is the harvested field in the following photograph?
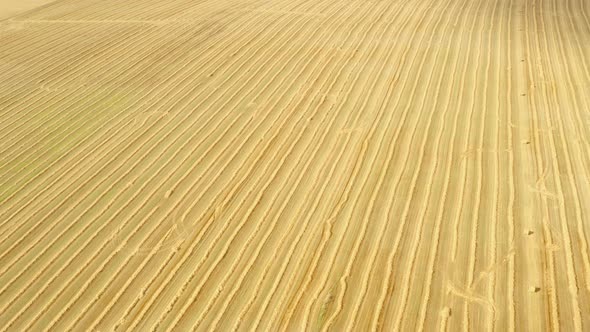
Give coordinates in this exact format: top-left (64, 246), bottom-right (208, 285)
top-left (0, 0), bottom-right (57, 20)
top-left (1, 0), bottom-right (590, 330)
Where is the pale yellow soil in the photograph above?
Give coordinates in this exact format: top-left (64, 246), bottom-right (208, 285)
top-left (1, 0), bottom-right (590, 330)
top-left (0, 0), bottom-right (57, 20)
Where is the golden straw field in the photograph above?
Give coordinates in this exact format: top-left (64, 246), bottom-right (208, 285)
top-left (1, 0), bottom-right (590, 330)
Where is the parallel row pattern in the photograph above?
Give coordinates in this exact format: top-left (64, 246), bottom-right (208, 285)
top-left (1, 0), bottom-right (589, 330)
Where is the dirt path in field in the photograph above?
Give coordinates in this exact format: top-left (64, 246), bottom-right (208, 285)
top-left (1, 0), bottom-right (589, 330)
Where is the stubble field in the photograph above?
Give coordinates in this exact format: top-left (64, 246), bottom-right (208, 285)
top-left (1, 0), bottom-right (590, 330)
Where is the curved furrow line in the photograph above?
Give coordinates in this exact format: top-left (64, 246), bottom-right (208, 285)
top-left (120, 47), bottom-right (315, 332)
top-left (0, 9), bottom-right (292, 312)
top-left (0, 0), bottom-right (167, 82)
top-left (0, 23), bottom-right (128, 138)
top-left (4, 26), bottom-right (199, 192)
top-left (347, 8), bottom-right (457, 331)
top-left (34, 114), bottom-right (254, 331)
top-left (180, 81), bottom-right (339, 331)
top-left (74, 1), bottom-right (340, 330)
top-left (92, 0), bottom-right (181, 19)
top-left (0, 0), bottom-right (266, 141)
top-left (505, 0), bottom-right (516, 328)
top-left (0, 5), bottom-right (279, 222)
top-left (463, 0), bottom-right (498, 329)
top-left (4, 25), bottom-right (205, 205)
top-left (316, 0), bottom-right (460, 329)
top-left (0, 23), bottom-right (201, 260)
top-left (371, 0), bottom-right (487, 327)
top-left (548, 0), bottom-right (590, 291)
top-left (273, 130), bottom-right (366, 330)
top-left (534, 0), bottom-right (590, 325)
top-left (0, 11), bottom-right (319, 326)
top-left (115, 15), bottom-right (357, 330)
top-left (81, 0), bottom-right (213, 22)
top-left (262, 36), bottom-right (393, 326)
top-left (0, 23), bottom-right (84, 90)
top-left (0, 26), bottom-right (220, 197)
top-left (486, 0), bottom-right (508, 329)
top-left (237, 135), bottom-right (359, 332)
top-left (0, 0), bottom-right (168, 79)
top-left (522, 2), bottom-right (560, 329)
top-left (232, 0), bottom-right (416, 328)
top-left (81, 220), bottom-right (186, 330)
top-left (0, 24), bottom-right (184, 142)
top-left (577, 0), bottom-right (590, 32)
top-left (279, 0), bottom-right (444, 327)
top-left (2, 0), bottom-right (589, 330)
top-left (411, 0), bottom-right (481, 329)
top-left (0, 0), bottom-right (254, 124)
top-left (16, 0), bottom-right (316, 292)
top-left (0, 16), bottom-right (170, 117)
top-left (345, 0), bottom-right (465, 329)
top-left (0, 21), bottom-right (113, 81)
top-left (562, 0), bottom-right (590, 60)
top-left (357, 0), bottom-right (472, 328)
top-left (293, 136), bottom-right (369, 331)
top-left (185, 3), bottom-right (392, 329)
top-left (525, 1), bottom-right (582, 331)
top-left (449, 0), bottom-right (488, 266)
top-left (0, 18), bottom-right (68, 43)
top-left (0, 4), bottom-right (298, 244)
top-left (532, 0), bottom-right (584, 328)
top-left (0, 29), bottom-right (197, 104)
top-left (0, 0), bottom-right (306, 201)
top-left (77, 24), bottom-right (334, 327)
top-left (0, 24), bottom-right (228, 258)
top-left (40, 10), bottom-right (330, 331)
top-left (0, 21), bottom-right (229, 176)
top-left (561, 0), bottom-right (590, 137)
top-left (135, 1), bottom-right (204, 22)
top-left (2, 4), bottom-right (197, 57)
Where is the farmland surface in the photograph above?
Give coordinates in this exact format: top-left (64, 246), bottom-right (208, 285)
top-left (0, 0), bottom-right (57, 20)
top-left (1, 0), bottom-right (590, 330)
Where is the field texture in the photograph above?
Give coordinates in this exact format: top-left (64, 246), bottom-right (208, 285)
top-left (1, 0), bottom-right (590, 330)
top-left (0, 0), bottom-right (57, 20)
